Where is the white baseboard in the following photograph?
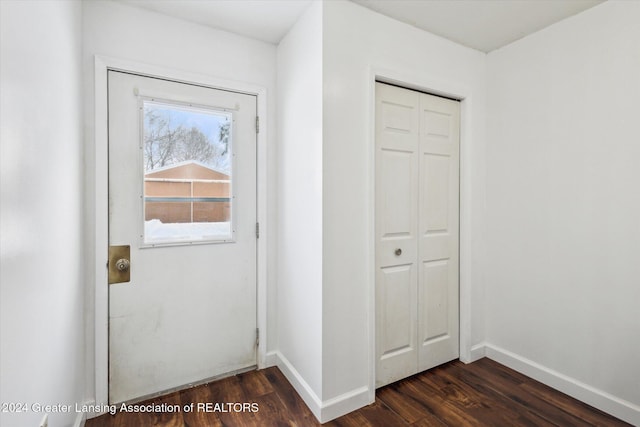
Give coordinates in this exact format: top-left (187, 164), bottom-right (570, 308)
top-left (274, 351), bottom-right (323, 420)
top-left (274, 351), bottom-right (372, 423)
top-left (320, 385), bottom-right (371, 423)
top-left (484, 343), bottom-right (640, 426)
top-left (73, 409), bottom-right (86, 427)
top-left (468, 342), bottom-right (486, 363)
top-left (264, 350), bottom-right (278, 368)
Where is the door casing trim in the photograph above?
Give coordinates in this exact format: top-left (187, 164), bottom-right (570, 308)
top-left (92, 55), bottom-right (269, 408)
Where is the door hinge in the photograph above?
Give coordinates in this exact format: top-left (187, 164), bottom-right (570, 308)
top-left (255, 222), bottom-right (260, 239)
top-left (256, 116), bottom-right (260, 134)
top-left (256, 328), bottom-right (260, 347)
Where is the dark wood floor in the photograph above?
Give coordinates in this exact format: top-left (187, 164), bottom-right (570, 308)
top-left (87, 358), bottom-right (630, 426)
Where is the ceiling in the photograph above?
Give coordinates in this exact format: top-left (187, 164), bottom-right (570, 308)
top-left (352, 0), bottom-right (604, 52)
top-left (117, 0), bottom-right (604, 52)
top-left (118, 0), bottom-right (313, 44)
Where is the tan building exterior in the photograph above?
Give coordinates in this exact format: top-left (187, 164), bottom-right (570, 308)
top-left (144, 161), bottom-right (230, 223)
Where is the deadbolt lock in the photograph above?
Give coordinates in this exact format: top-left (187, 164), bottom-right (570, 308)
top-left (109, 245), bottom-right (130, 284)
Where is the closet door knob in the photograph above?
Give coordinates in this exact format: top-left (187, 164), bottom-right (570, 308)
top-left (395, 248), bottom-right (402, 256)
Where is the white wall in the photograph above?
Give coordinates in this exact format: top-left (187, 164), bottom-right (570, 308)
top-left (82, 0), bottom-right (277, 405)
top-left (485, 1), bottom-right (640, 424)
top-left (0, 1), bottom-right (85, 427)
top-left (320, 0), bottom-right (487, 420)
top-left (275, 0), bottom-right (324, 406)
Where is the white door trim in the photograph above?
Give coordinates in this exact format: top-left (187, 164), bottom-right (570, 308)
top-left (93, 55), bottom-right (269, 408)
top-left (368, 66), bottom-right (477, 402)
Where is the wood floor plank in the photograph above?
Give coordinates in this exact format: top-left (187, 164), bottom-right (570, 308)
top-left (263, 367), bottom-right (321, 426)
top-left (520, 382), bottom-right (632, 427)
top-left (204, 375), bottom-right (259, 427)
top-left (409, 415), bottom-right (450, 427)
top-left (112, 392), bottom-right (184, 427)
top-left (244, 392), bottom-right (298, 427)
top-left (180, 383), bottom-right (222, 427)
top-left (471, 358), bottom-right (632, 427)
top-left (420, 364), bottom-right (553, 427)
top-left (376, 381), bottom-right (446, 425)
top-left (391, 375), bottom-right (485, 426)
top-left (324, 409), bottom-right (373, 427)
top-left (237, 369), bottom-right (275, 399)
top-left (475, 357), bottom-right (530, 384)
top-left (346, 400), bottom-right (410, 426)
top-left (206, 375), bottom-right (247, 404)
top-left (433, 362), bottom-right (557, 426)
top-left (85, 413), bottom-right (110, 427)
top-left (212, 393), bottom-right (279, 427)
top-left (468, 358), bottom-right (600, 427)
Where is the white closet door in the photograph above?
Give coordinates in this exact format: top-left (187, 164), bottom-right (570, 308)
top-left (417, 91), bottom-right (460, 372)
top-left (375, 82), bottom-right (420, 387)
top-left (375, 82), bottom-right (459, 387)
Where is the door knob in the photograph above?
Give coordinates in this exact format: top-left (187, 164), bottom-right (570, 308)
top-left (395, 248), bottom-right (402, 256)
top-left (116, 258), bottom-right (130, 272)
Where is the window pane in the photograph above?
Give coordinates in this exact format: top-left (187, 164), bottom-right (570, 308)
top-left (142, 100), bottom-right (233, 245)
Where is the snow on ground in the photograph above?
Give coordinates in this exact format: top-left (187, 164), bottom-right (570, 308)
top-left (145, 219), bottom-right (231, 243)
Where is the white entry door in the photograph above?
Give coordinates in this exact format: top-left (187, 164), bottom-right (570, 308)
top-left (375, 82), bottom-right (460, 387)
top-left (108, 70), bottom-right (257, 403)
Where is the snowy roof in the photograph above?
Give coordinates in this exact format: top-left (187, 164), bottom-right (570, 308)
top-left (145, 160), bottom-right (228, 176)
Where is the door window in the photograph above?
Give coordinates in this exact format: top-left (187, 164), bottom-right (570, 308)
top-left (141, 99), bottom-right (234, 245)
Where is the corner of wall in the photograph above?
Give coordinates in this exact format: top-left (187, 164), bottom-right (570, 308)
top-left (274, 352), bottom-right (323, 420)
top-left (275, 0), bottom-right (324, 410)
